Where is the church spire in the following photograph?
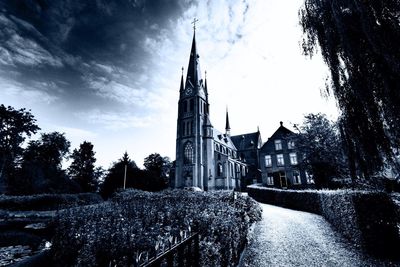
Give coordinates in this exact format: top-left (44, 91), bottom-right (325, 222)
top-left (179, 67), bottom-right (184, 93)
top-left (225, 107), bottom-right (231, 136)
top-left (185, 21), bottom-right (202, 90)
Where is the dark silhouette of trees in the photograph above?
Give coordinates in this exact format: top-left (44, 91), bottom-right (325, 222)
top-left (101, 152), bottom-right (140, 198)
top-left (0, 105), bottom-right (40, 193)
top-left (15, 132), bottom-right (79, 194)
top-left (299, 0), bottom-right (400, 177)
top-left (101, 152), bottom-right (170, 198)
top-left (68, 141), bottom-right (98, 192)
top-left (143, 153), bottom-right (171, 179)
top-left (296, 113), bottom-right (348, 188)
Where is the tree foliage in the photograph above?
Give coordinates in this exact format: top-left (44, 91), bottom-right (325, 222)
top-left (14, 132), bottom-right (78, 194)
top-left (101, 152), bottom-right (169, 198)
top-left (296, 113), bottom-right (347, 188)
top-left (68, 141), bottom-right (98, 192)
top-left (143, 153), bottom-right (171, 178)
top-left (300, 0), bottom-right (400, 176)
top-left (0, 105), bottom-right (40, 191)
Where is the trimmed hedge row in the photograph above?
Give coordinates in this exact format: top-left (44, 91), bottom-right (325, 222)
top-left (0, 193), bottom-right (103, 211)
top-left (51, 189), bottom-right (262, 266)
top-left (248, 184), bottom-right (400, 259)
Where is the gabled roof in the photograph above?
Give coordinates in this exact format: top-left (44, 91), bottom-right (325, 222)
top-left (213, 128), bottom-right (237, 150)
top-left (231, 131), bottom-right (261, 151)
top-left (261, 122), bottom-right (296, 149)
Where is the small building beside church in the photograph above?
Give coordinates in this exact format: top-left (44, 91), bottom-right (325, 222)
top-left (259, 122), bottom-right (314, 188)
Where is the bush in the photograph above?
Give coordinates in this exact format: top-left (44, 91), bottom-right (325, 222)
top-left (51, 189), bottom-right (262, 266)
top-left (248, 184), bottom-right (400, 259)
top-left (0, 193), bottom-right (103, 211)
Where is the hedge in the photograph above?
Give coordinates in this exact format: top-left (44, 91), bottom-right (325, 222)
top-left (51, 189), bottom-right (262, 266)
top-left (247, 184), bottom-right (400, 259)
top-left (0, 193), bottom-right (103, 211)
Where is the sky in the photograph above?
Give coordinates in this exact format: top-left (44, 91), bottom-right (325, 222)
top-left (0, 0), bottom-right (338, 169)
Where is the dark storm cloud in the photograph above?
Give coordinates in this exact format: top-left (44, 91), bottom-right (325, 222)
top-left (0, 0), bottom-right (194, 110)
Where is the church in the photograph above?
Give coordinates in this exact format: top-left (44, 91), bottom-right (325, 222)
top-left (173, 29), bottom-right (260, 190)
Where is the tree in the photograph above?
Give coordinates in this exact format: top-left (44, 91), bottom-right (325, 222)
top-left (299, 0), bottom-right (400, 177)
top-left (143, 153), bottom-right (171, 178)
top-left (295, 113), bottom-right (347, 188)
top-left (100, 152), bottom-right (140, 198)
top-left (68, 141), bottom-right (98, 192)
top-left (15, 132), bottom-right (77, 194)
top-left (0, 105), bottom-right (40, 192)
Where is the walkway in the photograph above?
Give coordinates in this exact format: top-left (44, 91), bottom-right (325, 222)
top-left (239, 203), bottom-right (392, 267)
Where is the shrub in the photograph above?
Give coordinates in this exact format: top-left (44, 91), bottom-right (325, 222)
top-left (248, 185), bottom-right (400, 259)
top-left (0, 193), bottom-right (103, 211)
top-left (51, 189), bottom-right (262, 266)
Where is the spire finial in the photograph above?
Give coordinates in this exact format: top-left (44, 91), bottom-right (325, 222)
top-left (191, 17), bottom-right (199, 32)
top-left (181, 67), bottom-right (184, 76)
top-left (225, 107), bottom-right (231, 136)
top-left (205, 70), bottom-right (207, 79)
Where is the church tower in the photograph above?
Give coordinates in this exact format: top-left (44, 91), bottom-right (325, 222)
top-left (175, 28), bottom-right (212, 189)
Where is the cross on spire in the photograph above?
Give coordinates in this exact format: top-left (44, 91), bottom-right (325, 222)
top-left (191, 18), bottom-right (199, 31)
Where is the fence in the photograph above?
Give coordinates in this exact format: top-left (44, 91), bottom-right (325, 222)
top-left (109, 226), bottom-right (200, 267)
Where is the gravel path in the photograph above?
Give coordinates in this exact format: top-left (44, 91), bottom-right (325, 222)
top-left (239, 203), bottom-right (393, 267)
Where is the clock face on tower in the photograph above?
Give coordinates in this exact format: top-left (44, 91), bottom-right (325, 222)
top-left (185, 87), bottom-right (193, 95)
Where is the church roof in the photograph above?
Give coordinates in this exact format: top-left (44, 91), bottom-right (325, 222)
top-left (231, 131), bottom-right (261, 151)
top-left (185, 32), bottom-right (203, 90)
top-left (213, 128), bottom-right (237, 151)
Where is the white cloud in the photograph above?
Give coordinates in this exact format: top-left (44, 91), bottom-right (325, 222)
top-left (78, 109), bottom-right (154, 130)
top-left (0, 76), bottom-right (58, 104)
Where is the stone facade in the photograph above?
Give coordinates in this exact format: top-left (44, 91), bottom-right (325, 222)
top-left (259, 122), bottom-right (314, 188)
top-left (174, 31), bottom-right (247, 190)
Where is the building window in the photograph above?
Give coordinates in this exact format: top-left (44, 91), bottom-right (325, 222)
top-left (277, 154), bottom-right (284, 166)
top-left (288, 140), bottom-right (295, 149)
top-left (306, 171), bottom-right (314, 184)
top-left (275, 139), bottom-right (282, 150)
top-left (184, 142), bottom-right (193, 164)
top-left (217, 163), bottom-right (223, 176)
top-left (289, 152), bottom-right (298, 165)
top-left (267, 173), bottom-right (274, 185)
top-left (293, 171), bottom-right (301, 184)
top-left (265, 155), bottom-right (272, 167)
top-left (215, 144), bottom-right (219, 151)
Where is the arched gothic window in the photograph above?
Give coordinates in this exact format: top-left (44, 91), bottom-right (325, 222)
top-left (184, 142), bottom-right (194, 164)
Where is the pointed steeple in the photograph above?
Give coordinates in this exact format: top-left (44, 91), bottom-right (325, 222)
top-left (179, 67), bottom-right (184, 93)
top-left (225, 107), bottom-right (231, 136)
top-left (185, 30), bottom-right (202, 90)
top-left (204, 70), bottom-right (208, 95)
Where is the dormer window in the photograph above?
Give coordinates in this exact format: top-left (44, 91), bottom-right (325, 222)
top-left (275, 139), bottom-right (282, 150)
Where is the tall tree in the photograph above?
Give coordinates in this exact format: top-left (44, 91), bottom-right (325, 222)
top-left (16, 132), bottom-right (77, 194)
top-left (300, 0), bottom-right (400, 176)
top-left (296, 113), bottom-right (347, 188)
top-left (68, 141), bottom-right (97, 192)
top-left (0, 105), bottom-right (40, 192)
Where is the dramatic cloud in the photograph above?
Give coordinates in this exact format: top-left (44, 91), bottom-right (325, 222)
top-left (0, 0), bottom-right (337, 168)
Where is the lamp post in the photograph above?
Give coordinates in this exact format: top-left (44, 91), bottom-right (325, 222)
top-left (123, 164), bottom-right (127, 190)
